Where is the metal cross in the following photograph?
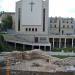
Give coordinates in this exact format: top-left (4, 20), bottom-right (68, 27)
top-left (29, 1), bottom-right (35, 12)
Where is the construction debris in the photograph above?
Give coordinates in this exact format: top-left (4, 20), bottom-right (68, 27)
top-left (0, 49), bottom-right (75, 74)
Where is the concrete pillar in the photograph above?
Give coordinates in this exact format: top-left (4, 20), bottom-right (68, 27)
top-left (14, 43), bottom-right (16, 49)
top-left (59, 38), bottom-right (61, 48)
top-left (24, 45), bottom-right (26, 50)
top-left (72, 38), bottom-right (74, 48)
top-left (53, 38), bottom-right (54, 48)
top-left (65, 38), bottom-right (66, 48)
top-left (39, 45), bottom-right (40, 49)
top-left (23, 44), bottom-right (24, 50)
top-left (44, 46), bottom-right (46, 51)
top-left (50, 46), bottom-right (51, 51)
top-left (32, 45), bottom-right (34, 50)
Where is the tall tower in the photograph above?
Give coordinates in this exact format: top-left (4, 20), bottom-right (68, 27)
top-left (15, 0), bottom-right (49, 35)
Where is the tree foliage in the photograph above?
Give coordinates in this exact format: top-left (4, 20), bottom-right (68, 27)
top-left (0, 34), bottom-right (4, 52)
top-left (0, 11), bottom-right (4, 17)
top-left (2, 15), bottom-right (13, 31)
top-left (0, 34), bottom-right (12, 52)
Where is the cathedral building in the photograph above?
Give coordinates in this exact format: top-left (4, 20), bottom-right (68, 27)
top-left (4, 0), bottom-right (51, 51)
top-left (15, 0), bottom-right (49, 35)
top-left (4, 0), bottom-right (75, 51)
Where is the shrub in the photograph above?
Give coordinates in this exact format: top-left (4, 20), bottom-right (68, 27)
top-left (52, 48), bottom-right (62, 52)
top-left (52, 48), bottom-right (74, 52)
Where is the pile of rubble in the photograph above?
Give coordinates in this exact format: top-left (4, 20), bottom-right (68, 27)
top-left (2, 49), bottom-right (75, 72)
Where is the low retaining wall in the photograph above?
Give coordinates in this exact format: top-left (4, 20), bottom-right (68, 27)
top-left (47, 52), bottom-right (75, 56)
top-left (11, 70), bottom-right (74, 75)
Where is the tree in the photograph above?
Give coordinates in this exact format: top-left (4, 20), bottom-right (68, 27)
top-left (0, 23), bottom-right (2, 31)
top-left (0, 35), bottom-right (4, 52)
top-left (0, 11), bottom-right (4, 17)
top-left (1, 15), bottom-right (13, 31)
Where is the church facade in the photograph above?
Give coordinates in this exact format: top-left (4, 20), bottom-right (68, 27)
top-left (15, 0), bottom-right (49, 35)
top-left (4, 0), bottom-right (75, 51)
top-left (12, 0), bottom-right (51, 51)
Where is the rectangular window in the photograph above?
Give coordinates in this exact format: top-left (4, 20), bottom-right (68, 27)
top-left (50, 20), bottom-right (52, 23)
top-left (18, 8), bottom-right (21, 31)
top-left (54, 25), bottom-right (56, 28)
top-left (67, 25), bottom-right (69, 28)
top-left (35, 28), bottom-right (37, 32)
top-left (29, 28), bottom-right (31, 31)
top-left (54, 19), bottom-right (57, 23)
top-left (67, 21), bottom-right (68, 23)
top-left (32, 28), bottom-right (34, 31)
top-left (59, 20), bottom-right (61, 33)
top-left (63, 25), bottom-right (65, 28)
top-left (50, 24), bottom-right (52, 28)
top-left (71, 25), bottom-right (73, 28)
top-left (26, 28), bottom-right (28, 31)
top-left (62, 20), bottom-right (64, 23)
top-left (35, 37), bottom-right (38, 43)
top-left (43, 8), bottom-right (45, 32)
top-left (71, 21), bottom-right (73, 23)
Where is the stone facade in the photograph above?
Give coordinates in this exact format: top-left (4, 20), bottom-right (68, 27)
top-left (49, 17), bottom-right (74, 35)
top-left (15, 0), bottom-right (49, 35)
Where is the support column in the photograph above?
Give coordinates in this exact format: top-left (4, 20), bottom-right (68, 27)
top-left (24, 45), bottom-right (26, 51)
top-left (53, 38), bottom-right (54, 48)
top-left (72, 38), bottom-right (74, 48)
top-left (44, 46), bottom-right (46, 51)
top-left (65, 38), bottom-right (66, 48)
top-left (50, 46), bottom-right (51, 51)
top-left (59, 38), bottom-right (61, 48)
top-left (23, 44), bottom-right (24, 50)
top-left (14, 43), bottom-right (16, 49)
top-left (39, 45), bottom-right (40, 49)
top-left (32, 45), bottom-right (34, 50)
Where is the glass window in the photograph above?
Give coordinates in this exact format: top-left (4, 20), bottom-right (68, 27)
top-left (29, 28), bottom-right (31, 31)
top-left (62, 20), bottom-right (64, 23)
top-left (35, 37), bottom-right (38, 43)
top-left (26, 28), bottom-right (28, 31)
top-left (50, 20), bottom-right (52, 23)
top-left (71, 21), bottom-right (73, 23)
top-left (43, 8), bottom-right (45, 32)
top-left (54, 25), bottom-right (56, 28)
top-left (35, 28), bottom-right (37, 32)
top-left (32, 28), bottom-right (34, 31)
top-left (50, 24), bottom-right (52, 28)
top-left (71, 25), bottom-right (73, 28)
top-left (54, 19), bottom-right (57, 23)
top-left (67, 25), bottom-right (69, 28)
top-left (63, 25), bottom-right (65, 28)
top-left (18, 8), bottom-right (21, 31)
top-left (67, 21), bottom-right (68, 23)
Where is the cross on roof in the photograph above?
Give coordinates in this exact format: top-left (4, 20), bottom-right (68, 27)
top-left (29, 1), bottom-right (35, 12)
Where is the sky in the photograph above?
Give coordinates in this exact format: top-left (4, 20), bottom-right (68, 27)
top-left (0, 0), bottom-right (75, 18)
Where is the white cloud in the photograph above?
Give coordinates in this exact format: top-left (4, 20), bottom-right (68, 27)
top-left (0, 0), bottom-right (75, 18)
top-left (49, 0), bottom-right (75, 18)
top-left (0, 0), bottom-right (19, 12)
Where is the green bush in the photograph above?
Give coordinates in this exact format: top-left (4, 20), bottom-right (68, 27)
top-left (0, 34), bottom-right (15, 52)
top-left (52, 47), bottom-right (75, 52)
top-left (52, 48), bottom-right (62, 52)
top-left (62, 48), bottom-right (72, 52)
